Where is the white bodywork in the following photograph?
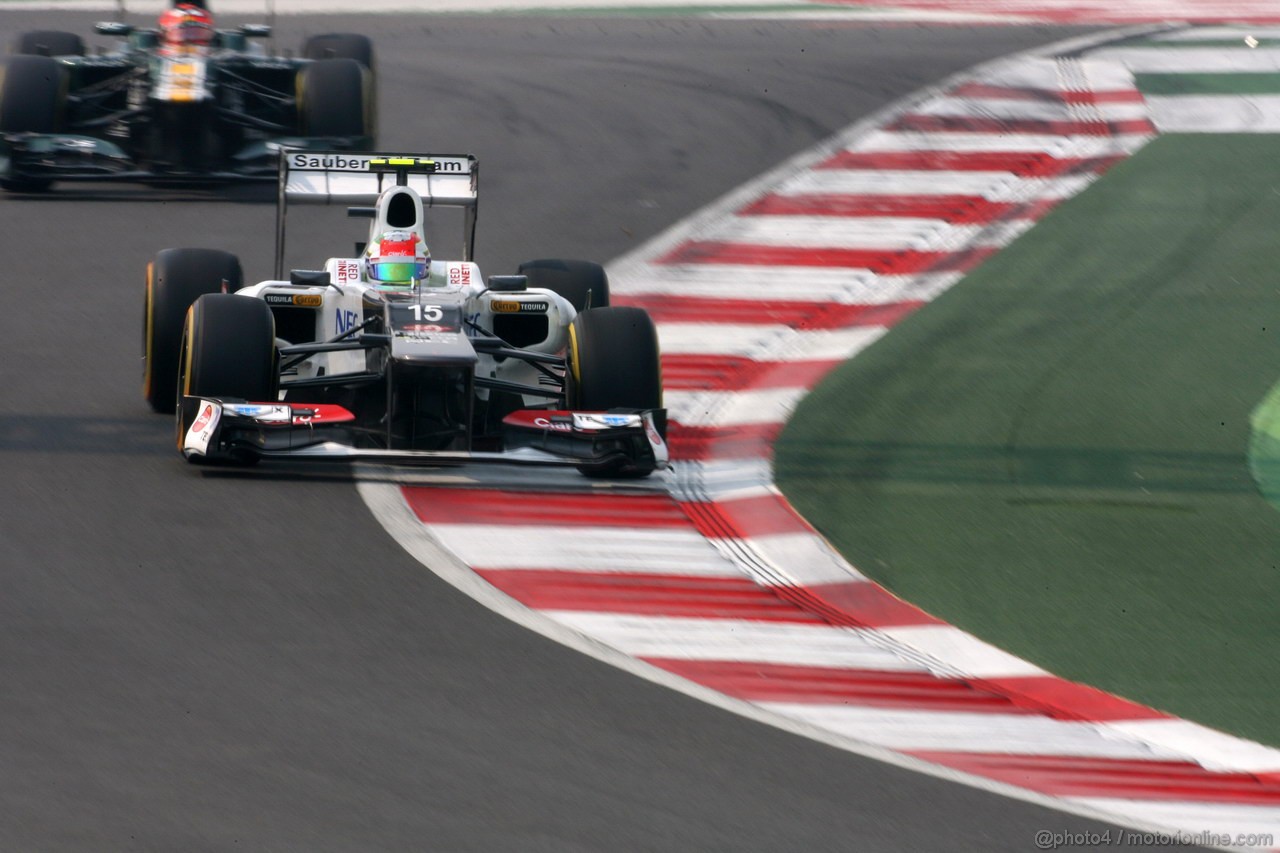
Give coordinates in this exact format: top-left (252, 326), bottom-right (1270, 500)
top-left (237, 178), bottom-right (577, 405)
top-left (176, 153), bottom-right (667, 474)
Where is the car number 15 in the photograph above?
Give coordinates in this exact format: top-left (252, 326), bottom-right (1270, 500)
top-left (409, 304), bottom-right (443, 321)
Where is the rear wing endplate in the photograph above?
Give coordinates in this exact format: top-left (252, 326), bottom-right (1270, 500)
top-left (274, 150), bottom-right (479, 278)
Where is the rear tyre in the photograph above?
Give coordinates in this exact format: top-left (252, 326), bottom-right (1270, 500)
top-left (301, 33), bottom-right (374, 69)
top-left (14, 30), bottom-right (84, 57)
top-left (297, 58), bottom-right (373, 144)
top-left (518, 258), bottom-right (610, 312)
top-left (176, 294), bottom-right (277, 461)
top-left (0, 54), bottom-right (66, 191)
top-left (143, 248), bottom-right (243, 413)
top-left (567, 306), bottom-right (663, 477)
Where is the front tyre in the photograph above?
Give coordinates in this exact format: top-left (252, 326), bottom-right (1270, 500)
top-left (567, 306), bottom-right (663, 477)
top-left (0, 54), bottom-right (67, 191)
top-left (568, 306), bottom-right (662, 411)
top-left (143, 248), bottom-right (243, 413)
top-left (175, 294), bottom-right (277, 461)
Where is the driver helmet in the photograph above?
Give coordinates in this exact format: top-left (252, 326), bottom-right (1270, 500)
top-left (366, 230), bottom-right (430, 290)
top-left (159, 4), bottom-right (215, 46)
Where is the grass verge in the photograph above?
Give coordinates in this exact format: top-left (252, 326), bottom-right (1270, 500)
top-left (775, 134), bottom-right (1280, 747)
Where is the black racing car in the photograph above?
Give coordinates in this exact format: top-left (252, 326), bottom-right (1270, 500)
top-left (0, 7), bottom-right (375, 190)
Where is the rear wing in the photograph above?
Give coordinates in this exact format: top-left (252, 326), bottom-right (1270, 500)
top-left (274, 151), bottom-right (479, 278)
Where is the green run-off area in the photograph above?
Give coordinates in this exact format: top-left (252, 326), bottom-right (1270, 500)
top-left (775, 135), bottom-right (1280, 748)
top-left (1136, 72), bottom-right (1280, 96)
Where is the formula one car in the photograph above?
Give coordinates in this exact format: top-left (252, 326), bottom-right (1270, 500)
top-left (0, 4), bottom-right (375, 190)
top-left (142, 152), bottom-right (668, 477)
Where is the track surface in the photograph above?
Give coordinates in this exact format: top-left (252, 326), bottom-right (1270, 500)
top-left (0, 12), bottom-right (1146, 851)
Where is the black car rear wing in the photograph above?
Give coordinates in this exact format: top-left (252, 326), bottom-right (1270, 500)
top-left (274, 150), bottom-right (479, 278)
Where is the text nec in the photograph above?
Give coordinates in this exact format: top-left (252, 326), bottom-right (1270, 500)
top-left (335, 309), bottom-right (360, 335)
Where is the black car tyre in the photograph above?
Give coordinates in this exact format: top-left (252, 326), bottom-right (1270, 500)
top-left (302, 33), bottom-right (374, 69)
top-left (14, 30), bottom-right (84, 57)
top-left (568, 306), bottom-right (662, 410)
top-left (0, 54), bottom-right (66, 191)
top-left (567, 307), bottom-right (663, 477)
top-left (176, 294), bottom-right (276, 459)
top-left (297, 58), bottom-right (373, 142)
top-left (0, 55), bottom-right (63, 130)
top-left (144, 248), bottom-right (243, 414)
top-left (518, 258), bottom-right (610, 312)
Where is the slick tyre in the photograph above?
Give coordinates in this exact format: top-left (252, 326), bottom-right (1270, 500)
top-left (567, 306), bottom-right (663, 477)
top-left (0, 54), bottom-right (67, 191)
top-left (176, 294), bottom-right (277, 461)
top-left (518, 258), bottom-right (610, 312)
top-left (143, 248), bottom-right (243, 414)
top-left (568, 307), bottom-right (662, 411)
top-left (14, 31), bottom-right (85, 57)
top-left (302, 33), bottom-right (374, 69)
top-left (297, 58), bottom-right (373, 143)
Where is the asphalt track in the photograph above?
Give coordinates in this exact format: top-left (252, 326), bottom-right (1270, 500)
top-left (0, 11), bottom-right (1160, 852)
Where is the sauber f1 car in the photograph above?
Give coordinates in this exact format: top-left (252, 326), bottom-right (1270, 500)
top-left (142, 152), bottom-right (668, 477)
top-left (0, 6), bottom-right (374, 190)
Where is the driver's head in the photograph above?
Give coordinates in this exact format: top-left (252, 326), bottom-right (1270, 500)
top-left (159, 4), bottom-right (215, 46)
top-left (366, 231), bottom-right (430, 290)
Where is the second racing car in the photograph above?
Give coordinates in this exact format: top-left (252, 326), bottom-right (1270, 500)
top-left (0, 4), bottom-right (375, 190)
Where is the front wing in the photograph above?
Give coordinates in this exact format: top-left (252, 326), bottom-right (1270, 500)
top-left (179, 398), bottom-right (669, 475)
